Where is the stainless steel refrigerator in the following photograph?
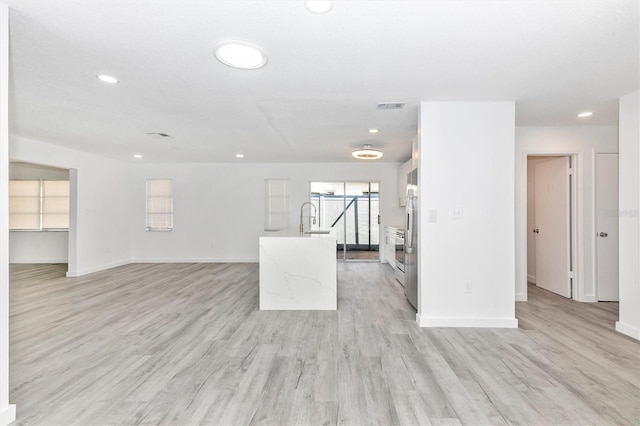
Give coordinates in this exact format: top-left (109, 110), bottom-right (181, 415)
top-left (404, 169), bottom-right (418, 310)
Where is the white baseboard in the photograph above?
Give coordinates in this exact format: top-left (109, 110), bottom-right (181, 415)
top-left (416, 314), bottom-right (518, 328)
top-left (0, 404), bottom-right (16, 426)
top-left (66, 259), bottom-right (130, 277)
top-left (130, 258), bottom-right (259, 264)
top-left (66, 258), bottom-right (260, 277)
top-left (615, 321), bottom-right (640, 341)
top-left (515, 293), bottom-right (527, 302)
top-left (9, 258), bottom-right (67, 264)
top-left (527, 274), bottom-right (536, 284)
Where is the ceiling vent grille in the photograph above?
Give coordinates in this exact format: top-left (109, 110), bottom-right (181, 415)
top-left (146, 132), bottom-right (172, 138)
top-left (376, 102), bottom-right (405, 110)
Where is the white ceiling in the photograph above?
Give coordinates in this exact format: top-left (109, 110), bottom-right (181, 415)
top-left (6, 1), bottom-right (639, 163)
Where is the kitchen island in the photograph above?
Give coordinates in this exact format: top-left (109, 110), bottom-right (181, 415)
top-left (259, 228), bottom-right (337, 310)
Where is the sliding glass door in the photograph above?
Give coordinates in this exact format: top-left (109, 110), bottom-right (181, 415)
top-left (310, 181), bottom-right (379, 261)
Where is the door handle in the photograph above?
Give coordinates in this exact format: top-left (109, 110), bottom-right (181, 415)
top-left (533, 228), bottom-right (539, 234)
top-left (599, 232), bottom-right (608, 237)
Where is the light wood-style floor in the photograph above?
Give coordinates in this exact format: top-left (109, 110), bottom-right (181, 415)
top-left (9, 263), bottom-right (640, 425)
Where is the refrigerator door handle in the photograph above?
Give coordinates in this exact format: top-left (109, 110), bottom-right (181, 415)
top-left (406, 195), bottom-right (414, 253)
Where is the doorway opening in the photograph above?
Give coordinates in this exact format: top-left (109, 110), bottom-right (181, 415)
top-left (7, 161), bottom-right (77, 276)
top-left (309, 181), bottom-right (380, 261)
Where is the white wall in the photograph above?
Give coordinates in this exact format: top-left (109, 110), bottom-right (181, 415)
top-left (9, 232), bottom-right (68, 263)
top-left (616, 90), bottom-right (640, 340)
top-left (9, 136), bottom-right (131, 276)
top-left (0, 3), bottom-right (15, 424)
top-left (515, 126), bottom-right (618, 302)
top-left (130, 162), bottom-right (404, 262)
top-left (9, 162), bottom-right (69, 263)
top-left (417, 102), bottom-right (517, 328)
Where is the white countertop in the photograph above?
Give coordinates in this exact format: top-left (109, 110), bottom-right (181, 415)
top-left (259, 227), bottom-right (337, 310)
top-left (262, 228), bottom-right (336, 238)
top-left (385, 225), bottom-right (405, 232)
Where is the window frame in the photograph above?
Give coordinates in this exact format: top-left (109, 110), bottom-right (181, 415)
top-left (146, 179), bottom-right (174, 232)
top-left (8, 179), bottom-right (70, 231)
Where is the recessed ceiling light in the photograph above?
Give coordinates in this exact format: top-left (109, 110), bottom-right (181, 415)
top-left (578, 111), bottom-right (593, 118)
top-left (133, 154), bottom-right (143, 159)
top-left (352, 144), bottom-right (383, 160)
top-left (368, 128), bottom-right (380, 134)
top-left (214, 40), bottom-right (267, 70)
top-left (236, 154), bottom-right (244, 158)
top-left (305, 1), bottom-right (333, 14)
top-left (97, 74), bottom-right (118, 84)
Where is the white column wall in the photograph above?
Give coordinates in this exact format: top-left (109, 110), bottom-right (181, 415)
top-left (515, 126), bottom-right (619, 302)
top-left (9, 136), bottom-right (131, 276)
top-left (616, 90), bottom-right (640, 340)
top-left (417, 102), bottom-right (517, 328)
top-left (0, 2), bottom-right (15, 424)
top-left (129, 162), bottom-right (404, 262)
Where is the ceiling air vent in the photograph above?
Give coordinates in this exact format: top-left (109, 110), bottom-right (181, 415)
top-left (376, 102), bottom-right (405, 110)
top-left (145, 132), bottom-right (172, 139)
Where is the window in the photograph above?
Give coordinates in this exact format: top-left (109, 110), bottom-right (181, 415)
top-left (264, 179), bottom-right (290, 231)
top-left (146, 179), bottom-right (173, 231)
top-left (9, 180), bottom-right (70, 230)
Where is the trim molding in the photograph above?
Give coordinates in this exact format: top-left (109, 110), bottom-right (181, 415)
top-left (9, 258), bottom-right (68, 264)
top-left (130, 258), bottom-right (259, 264)
top-left (66, 258), bottom-right (260, 277)
top-left (0, 404), bottom-right (16, 426)
top-left (515, 294), bottom-right (527, 302)
top-left (66, 259), bottom-right (130, 277)
top-left (416, 314), bottom-right (518, 328)
top-left (615, 321), bottom-right (640, 341)
top-left (527, 274), bottom-right (536, 284)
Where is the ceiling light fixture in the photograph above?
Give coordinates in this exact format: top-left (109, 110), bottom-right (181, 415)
top-left (578, 111), bottom-right (593, 118)
top-left (368, 128), bottom-right (380, 134)
top-left (214, 40), bottom-right (267, 70)
top-left (236, 154), bottom-right (244, 158)
top-left (305, 1), bottom-right (333, 14)
top-left (133, 154), bottom-right (143, 159)
top-left (97, 74), bottom-right (118, 84)
top-left (352, 144), bottom-right (383, 160)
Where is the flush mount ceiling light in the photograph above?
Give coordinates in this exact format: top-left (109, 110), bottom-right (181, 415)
top-left (305, 1), bottom-right (333, 14)
top-left (578, 111), bottom-right (593, 118)
top-left (352, 144), bottom-right (383, 160)
top-left (97, 74), bottom-right (118, 84)
top-left (236, 154), bottom-right (244, 158)
top-left (214, 40), bottom-right (267, 70)
top-left (133, 154), bottom-right (143, 159)
top-left (368, 128), bottom-right (380, 134)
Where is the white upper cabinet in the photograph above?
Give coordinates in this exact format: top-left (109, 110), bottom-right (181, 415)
top-left (398, 159), bottom-right (413, 206)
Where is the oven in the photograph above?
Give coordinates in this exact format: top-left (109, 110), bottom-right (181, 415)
top-left (393, 229), bottom-right (405, 286)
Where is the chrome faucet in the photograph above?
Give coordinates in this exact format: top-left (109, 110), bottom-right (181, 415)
top-left (299, 202), bottom-right (317, 233)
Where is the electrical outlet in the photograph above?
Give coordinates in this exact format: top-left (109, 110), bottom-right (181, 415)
top-left (450, 207), bottom-right (463, 220)
top-left (464, 280), bottom-right (472, 293)
top-left (428, 209), bottom-right (437, 223)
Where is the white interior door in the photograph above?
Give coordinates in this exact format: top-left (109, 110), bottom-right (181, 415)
top-left (596, 153), bottom-right (619, 301)
top-left (535, 157), bottom-right (571, 298)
